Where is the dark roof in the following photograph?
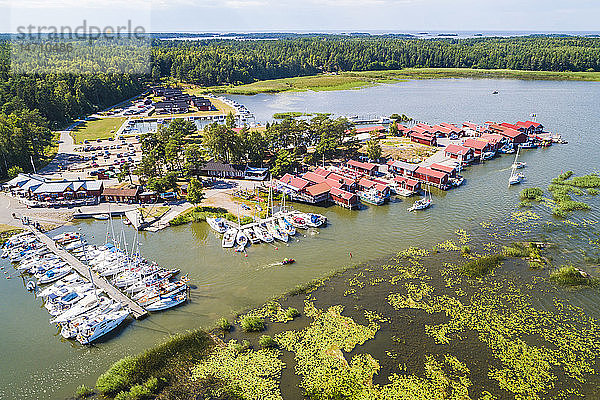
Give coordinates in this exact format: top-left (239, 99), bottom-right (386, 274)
top-left (201, 160), bottom-right (245, 173)
top-left (103, 186), bottom-right (140, 197)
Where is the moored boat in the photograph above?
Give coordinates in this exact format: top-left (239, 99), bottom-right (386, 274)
top-left (222, 228), bottom-right (237, 248)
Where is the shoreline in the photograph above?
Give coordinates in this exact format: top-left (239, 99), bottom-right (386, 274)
top-left (195, 68), bottom-right (600, 95)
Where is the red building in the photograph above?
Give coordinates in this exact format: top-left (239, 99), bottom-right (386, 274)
top-left (347, 159), bottom-right (378, 176)
top-left (414, 167), bottom-right (450, 188)
top-left (409, 132), bottom-right (437, 146)
top-left (463, 138), bottom-right (493, 156)
top-left (430, 163), bottom-right (458, 178)
top-left (329, 187), bottom-right (359, 209)
top-left (393, 176), bottom-right (421, 192)
top-left (444, 144), bottom-right (474, 164)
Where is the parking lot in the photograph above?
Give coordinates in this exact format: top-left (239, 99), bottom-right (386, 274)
top-left (69, 135), bottom-right (143, 179)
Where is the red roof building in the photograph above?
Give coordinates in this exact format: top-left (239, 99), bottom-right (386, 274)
top-left (444, 144), bottom-right (474, 163)
top-left (463, 138), bottom-right (493, 155)
top-left (414, 167), bottom-right (450, 188)
top-left (302, 171), bottom-right (327, 184)
top-left (409, 132), bottom-right (437, 146)
top-left (497, 127), bottom-right (528, 144)
top-left (329, 187), bottom-right (359, 209)
top-left (304, 182), bottom-right (331, 204)
top-left (279, 174), bottom-right (310, 191)
top-left (354, 125), bottom-right (386, 134)
top-left (430, 163), bottom-right (457, 178)
top-left (347, 159), bottom-right (378, 176)
top-left (313, 167), bottom-right (331, 177)
top-left (393, 176), bottom-right (421, 192)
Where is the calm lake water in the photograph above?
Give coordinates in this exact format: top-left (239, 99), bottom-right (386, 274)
top-left (1, 78), bottom-right (599, 399)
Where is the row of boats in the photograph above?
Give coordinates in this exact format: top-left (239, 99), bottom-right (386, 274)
top-left (3, 230), bottom-right (189, 345)
top-left (206, 211), bottom-right (327, 250)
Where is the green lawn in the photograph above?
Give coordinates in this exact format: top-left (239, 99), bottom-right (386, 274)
top-left (70, 117), bottom-right (127, 143)
top-left (201, 68), bottom-right (600, 95)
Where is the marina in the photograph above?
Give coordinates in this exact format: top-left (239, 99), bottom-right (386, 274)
top-left (1, 78), bottom-right (599, 399)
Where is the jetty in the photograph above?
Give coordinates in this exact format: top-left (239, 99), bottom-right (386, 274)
top-left (28, 227), bottom-right (148, 319)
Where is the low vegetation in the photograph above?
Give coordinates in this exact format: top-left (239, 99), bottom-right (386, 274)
top-left (547, 171), bottom-right (599, 217)
top-left (503, 242), bottom-right (546, 269)
top-left (549, 265), bottom-right (599, 287)
top-left (240, 316), bottom-right (265, 332)
top-left (169, 206), bottom-right (252, 226)
top-left (70, 117), bottom-right (127, 143)
top-left (460, 254), bottom-right (504, 277)
top-left (217, 317), bottom-right (231, 332)
top-left (75, 384), bottom-right (94, 398)
top-left (0, 225), bottom-right (23, 246)
top-left (259, 335), bottom-right (277, 348)
top-left (95, 330), bottom-right (212, 398)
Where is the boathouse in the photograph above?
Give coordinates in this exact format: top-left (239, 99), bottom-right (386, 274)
top-left (393, 176), bottom-right (421, 193)
top-left (444, 144), bottom-right (474, 163)
top-left (430, 163), bottom-right (458, 178)
top-left (358, 177), bottom-right (391, 198)
top-left (304, 182), bottom-right (331, 204)
top-left (479, 133), bottom-right (505, 150)
top-left (414, 167), bottom-right (450, 188)
top-left (516, 121), bottom-right (543, 135)
top-left (347, 160), bottom-right (378, 176)
top-left (409, 132), bottom-right (437, 146)
top-left (329, 187), bottom-right (359, 209)
top-left (387, 160), bottom-right (419, 178)
top-left (463, 138), bottom-right (493, 156)
top-left (496, 127), bottom-right (528, 144)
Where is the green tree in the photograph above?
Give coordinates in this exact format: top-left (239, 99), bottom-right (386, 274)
top-left (186, 177), bottom-right (204, 205)
top-left (366, 136), bottom-right (382, 161)
top-left (7, 165), bottom-right (23, 179)
top-left (270, 149), bottom-right (294, 178)
top-left (116, 162), bottom-right (133, 184)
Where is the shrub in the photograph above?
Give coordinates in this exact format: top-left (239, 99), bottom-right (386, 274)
top-left (461, 254), bottom-right (504, 278)
top-left (75, 384), bottom-right (94, 398)
top-left (460, 245), bottom-right (471, 255)
top-left (217, 317), bottom-right (231, 332)
top-left (259, 335), bottom-right (277, 348)
top-left (233, 339), bottom-right (252, 352)
top-left (588, 188), bottom-right (599, 195)
top-left (550, 265), bottom-right (597, 286)
top-left (96, 356), bottom-right (137, 396)
top-left (520, 187), bottom-right (543, 201)
top-left (285, 307), bottom-right (300, 319)
top-left (240, 316), bottom-right (265, 332)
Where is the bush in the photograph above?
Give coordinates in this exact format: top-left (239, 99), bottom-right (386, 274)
top-left (461, 254), bottom-right (504, 278)
top-left (550, 265), bottom-right (597, 286)
top-left (240, 316), bottom-right (265, 332)
top-left (460, 245), bottom-right (471, 255)
top-left (259, 335), bottom-right (277, 348)
top-left (217, 317), bottom-right (231, 332)
top-left (285, 307), bottom-right (300, 319)
top-left (75, 384), bottom-right (94, 398)
top-left (233, 339), bottom-right (252, 352)
top-left (96, 356), bottom-right (137, 396)
top-left (520, 187), bottom-right (543, 201)
top-left (588, 188), bottom-right (599, 195)
top-left (7, 165), bottom-right (23, 179)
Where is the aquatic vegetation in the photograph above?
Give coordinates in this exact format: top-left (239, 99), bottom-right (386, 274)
top-left (259, 335), bottom-right (278, 348)
top-left (520, 187), bottom-right (544, 202)
top-left (241, 316), bottom-right (265, 332)
top-left (192, 340), bottom-right (285, 400)
top-left (588, 188), bottom-right (599, 195)
top-left (460, 254), bottom-right (504, 277)
top-left (547, 172), bottom-right (598, 218)
top-left (240, 301), bottom-right (301, 324)
top-left (549, 265), bottom-right (598, 286)
top-left (75, 384), bottom-right (94, 398)
top-left (217, 317), bottom-right (231, 332)
top-left (284, 307), bottom-right (300, 320)
top-left (169, 206), bottom-right (253, 226)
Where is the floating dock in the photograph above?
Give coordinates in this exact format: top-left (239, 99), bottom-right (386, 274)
top-left (28, 227), bottom-right (148, 319)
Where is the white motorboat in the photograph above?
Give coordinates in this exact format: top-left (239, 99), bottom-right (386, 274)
top-left (222, 228), bottom-right (237, 248)
top-left (76, 310), bottom-right (130, 344)
top-left (512, 161), bottom-right (527, 169)
top-left (64, 241), bottom-right (84, 251)
top-left (60, 301), bottom-right (123, 339)
top-left (37, 267), bottom-right (73, 285)
top-left (236, 229), bottom-right (248, 248)
top-left (51, 293), bottom-right (108, 324)
top-left (37, 273), bottom-right (85, 298)
top-left (146, 293), bottom-right (187, 312)
top-left (302, 213), bottom-right (326, 228)
top-left (244, 228), bottom-right (260, 244)
top-left (253, 225), bottom-right (274, 243)
top-left (207, 217), bottom-right (230, 234)
top-left (358, 189), bottom-right (385, 206)
top-left (289, 215), bottom-right (307, 229)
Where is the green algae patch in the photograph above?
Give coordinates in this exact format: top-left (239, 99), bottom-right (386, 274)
top-left (192, 341), bottom-right (285, 400)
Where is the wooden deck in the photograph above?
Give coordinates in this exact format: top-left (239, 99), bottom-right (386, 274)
top-left (29, 227), bottom-right (148, 319)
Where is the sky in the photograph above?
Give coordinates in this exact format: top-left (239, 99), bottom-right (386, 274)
top-left (1, 0), bottom-right (599, 33)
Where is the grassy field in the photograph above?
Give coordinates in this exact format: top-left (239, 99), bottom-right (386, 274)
top-left (145, 96), bottom-right (237, 119)
top-left (139, 206), bottom-right (170, 220)
top-left (200, 68), bottom-right (600, 95)
top-left (70, 117), bottom-right (127, 143)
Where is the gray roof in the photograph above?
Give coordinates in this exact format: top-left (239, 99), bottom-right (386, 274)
top-left (390, 160), bottom-right (419, 172)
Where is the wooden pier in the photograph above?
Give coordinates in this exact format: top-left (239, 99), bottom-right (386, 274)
top-left (29, 227), bottom-right (148, 319)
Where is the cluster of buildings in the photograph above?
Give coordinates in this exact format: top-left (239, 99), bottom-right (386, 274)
top-left (273, 160), bottom-right (423, 209)
top-left (399, 120), bottom-right (546, 148)
top-left (3, 174), bottom-right (160, 207)
top-left (151, 87), bottom-right (214, 115)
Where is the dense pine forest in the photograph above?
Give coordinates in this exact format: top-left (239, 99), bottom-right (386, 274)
top-left (1, 35), bottom-right (600, 177)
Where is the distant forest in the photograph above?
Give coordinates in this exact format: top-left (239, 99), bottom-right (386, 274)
top-left (1, 35), bottom-right (599, 177)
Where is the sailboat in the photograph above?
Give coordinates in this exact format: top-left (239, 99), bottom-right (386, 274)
top-left (408, 186), bottom-right (432, 211)
top-left (222, 228), bottom-right (237, 248)
top-left (509, 147), bottom-right (525, 185)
